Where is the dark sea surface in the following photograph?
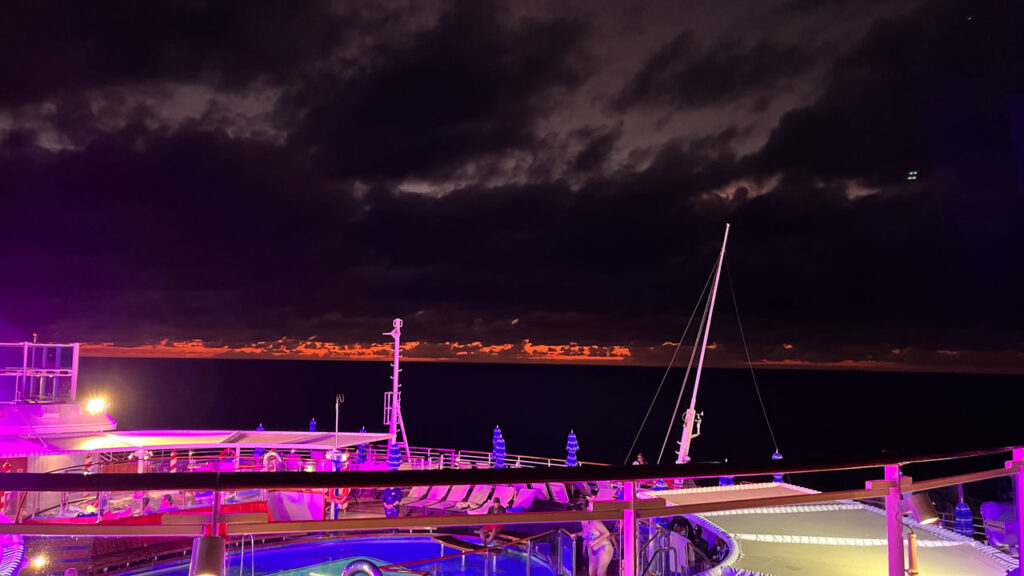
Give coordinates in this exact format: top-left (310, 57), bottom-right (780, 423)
top-left (77, 357), bottom-right (1024, 492)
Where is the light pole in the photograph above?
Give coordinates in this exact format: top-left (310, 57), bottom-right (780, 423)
top-left (334, 393), bottom-right (344, 451)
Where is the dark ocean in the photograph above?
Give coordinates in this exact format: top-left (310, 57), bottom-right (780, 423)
top-left (77, 357), bottom-right (1023, 493)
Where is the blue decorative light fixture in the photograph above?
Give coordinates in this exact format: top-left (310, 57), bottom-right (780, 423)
top-left (772, 450), bottom-right (784, 483)
top-left (653, 479), bottom-right (668, 490)
top-left (356, 426), bottom-right (368, 464)
top-left (309, 418), bottom-right (317, 432)
top-left (492, 426), bottom-right (506, 469)
top-left (386, 442), bottom-right (402, 471)
top-left (566, 430), bottom-right (579, 467)
top-left (954, 501), bottom-right (973, 537)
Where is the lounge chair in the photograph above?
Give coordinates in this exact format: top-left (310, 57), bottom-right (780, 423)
top-left (468, 486), bottom-right (516, 515)
top-left (529, 483), bottom-right (551, 501)
top-left (595, 487), bottom-right (618, 501)
top-left (454, 485), bottom-right (493, 513)
top-left (549, 483), bottom-right (570, 508)
top-left (406, 485), bottom-right (451, 512)
top-left (398, 486), bottom-right (430, 506)
top-left (508, 488), bottom-right (538, 512)
top-left (427, 485), bottom-right (472, 513)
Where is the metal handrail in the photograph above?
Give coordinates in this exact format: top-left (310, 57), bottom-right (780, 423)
top-left (399, 445), bottom-right (607, 469)
top-left (49, 444), bottom-right (601, 476)
top-left (379, 527), bottom-right (562, 571)
top-left (1, 444), bottom-right (1020, 494)
top-left (641, 546), bottom-right (678, 576)
top-left (637, 518), bottom-right (722, 573)
top-left (637, 518), bottom-right (667, 556)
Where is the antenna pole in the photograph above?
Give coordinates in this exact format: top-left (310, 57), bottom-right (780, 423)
top-left (677, 224), bottom-right (730, 463)
top-left (385, 318), bottom-right (411, 460)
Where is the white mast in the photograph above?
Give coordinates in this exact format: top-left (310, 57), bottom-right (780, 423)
top-left (677, 224), bottom-right (730, 464)
top-left (384, 318), bottom-right (412, 461)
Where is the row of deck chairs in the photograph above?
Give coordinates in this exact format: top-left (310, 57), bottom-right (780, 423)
top-left (397, 482), bottom-right (576, 515)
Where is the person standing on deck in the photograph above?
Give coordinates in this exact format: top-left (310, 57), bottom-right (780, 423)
top-left (576, 496), bottom-right (614, 576)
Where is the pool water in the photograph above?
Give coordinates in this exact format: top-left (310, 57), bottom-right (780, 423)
top-left (135, 536), bottom-right (558, 576)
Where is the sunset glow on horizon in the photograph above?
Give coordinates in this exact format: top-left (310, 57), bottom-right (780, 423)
top-left (78, 339), bottom-right (1024, 374)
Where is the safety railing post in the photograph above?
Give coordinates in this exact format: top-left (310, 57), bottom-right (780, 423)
top-left (1010, 448), bottom-right (1024, 575)
top-left (571, 531), bottom-right (577, 576)
top-left (556, 531), bottom-right (563, 576)
top-left (526, 539), bottom-right (532, 576)
top-left (623, 481), bottom-right (637, 576)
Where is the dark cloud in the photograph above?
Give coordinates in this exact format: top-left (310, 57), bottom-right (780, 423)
top-left (569, 124), bottom-right (620, 174)
top-left (280, 0), bottom-right (591, 181)
top-left (616, 31), bottom-right (819, 111)
top-left (0, 0), bottom-right (354, 106)
top-left (0, 0), bottom-right (1021, 372)
top-left (752, 2), bottom-right (1024, 188)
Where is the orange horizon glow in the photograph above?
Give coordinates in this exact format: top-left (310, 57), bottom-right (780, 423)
top-left (77, 339), bottom-right (1024, 375)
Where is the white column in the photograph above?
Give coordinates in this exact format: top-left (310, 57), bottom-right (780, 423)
top-left (71, 343), bottom-right (80, 400)
top-left (884, 464), bottom-right (905, 576)
top-left (622, 481), bottom-right (637, 576)
top-left (1013, 448), bottom-right (1024, 571)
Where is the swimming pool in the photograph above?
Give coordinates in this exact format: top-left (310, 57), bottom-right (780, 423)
top-left (133, 536), bottom-right (558, 576)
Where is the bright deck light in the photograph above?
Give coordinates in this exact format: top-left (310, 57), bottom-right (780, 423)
top-left (86, 398), bottom-right (108, 414)
top-left (31, 555), bottom-right (48, 569)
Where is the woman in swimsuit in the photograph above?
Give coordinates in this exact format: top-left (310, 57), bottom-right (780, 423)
top-left (578, 496), bottom-right (614, 576)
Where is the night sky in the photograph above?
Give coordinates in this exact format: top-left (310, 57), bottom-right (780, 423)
top-left (1, 0), bottom-right (1022, 372)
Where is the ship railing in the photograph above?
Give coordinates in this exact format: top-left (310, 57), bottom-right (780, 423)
top-left (2, 445), bottom-right (1023, 576)
top-left (371, 527), bottom-right (577, 576)
top-left (391, 445), bottom-right (606, 470)
top-left (54, 444), bottom-right (602, 478)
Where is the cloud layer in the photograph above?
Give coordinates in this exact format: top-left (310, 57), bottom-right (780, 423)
top-left (1, 0), bottom-right (1022, 373)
